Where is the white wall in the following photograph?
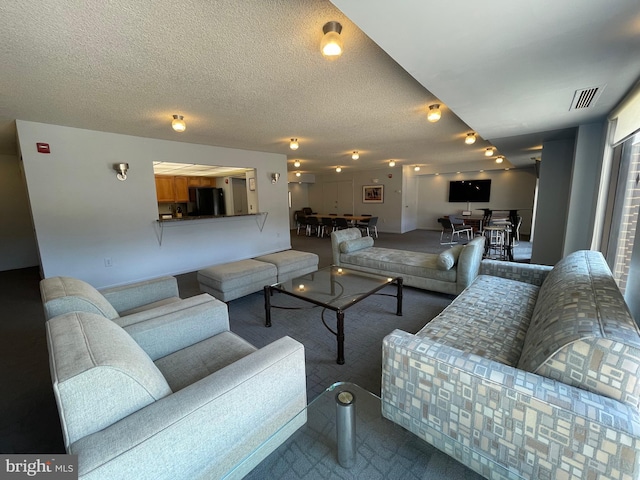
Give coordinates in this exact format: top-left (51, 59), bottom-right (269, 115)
top-left (0, 154), bottom-right (39, 271)
top-left (416, 168), bottom-right (537, 233)
top-left (16, 121), bottom-right (290, 288)
top-left (288, 182), bottom-right (310, 229)
top-left (309, 167), bottom-right (405, 233)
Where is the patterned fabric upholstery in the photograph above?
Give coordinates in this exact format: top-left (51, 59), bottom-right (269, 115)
top-left (518, 250), bottom-right (640, 408)
top-left (381, 250), bottom-right (640, 480)
top-left (416, 275), bottom-right (539, 366)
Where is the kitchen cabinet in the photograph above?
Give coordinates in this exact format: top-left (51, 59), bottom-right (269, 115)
top-left (155, 176), bottom-right (175, 203)
top-left (174, 177), bottom-right (189, 202)
top-left (188, 176), bottom-right (215, 187)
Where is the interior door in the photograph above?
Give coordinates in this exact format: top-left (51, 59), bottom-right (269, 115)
top-left (322, 182), bottom-right (338, 213)
top-left (322, 180), bottom-right (354, 214)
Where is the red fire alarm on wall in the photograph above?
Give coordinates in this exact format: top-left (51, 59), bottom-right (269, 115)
top-left (36, 143), bottom-right (50, 154)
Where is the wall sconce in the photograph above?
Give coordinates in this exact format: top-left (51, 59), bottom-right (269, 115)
top-left (271, 172), bottom-right (280, 184)
top-left (113, 163), bottom-right (129, 181)
top-left (351, 151), bottom-right (359, 160)
top-left (465, 133), bottom-right (477, 145)
top-left (171, 115), bottom-right (186, 132)
top-left (321, 21), bottom-right (343, 58)
top-left (427, 104), bottom-right (441, 123)
top-left (290, 138), bottom-right (299, 150)
top-left (388, 160), bottom-right (396, 167)
top-left (485, 147), bottom-right (494, 157)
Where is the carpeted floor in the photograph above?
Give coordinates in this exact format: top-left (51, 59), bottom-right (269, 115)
top-left (0, 228), bottom-right (531, 474)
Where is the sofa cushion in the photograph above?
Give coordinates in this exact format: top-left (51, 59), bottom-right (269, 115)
top-left (436, 245), bottom-right (464, 271)
top-left (339, 236), bottom-right (375, 254)
top-left (341, 247), bottom-right (456, 283)
top-left (417, 274), bottom-right (539, 365)
top-left (46, 312), bottom-right (172, 447)
top-left (40, 276), bottom-right (119, 320)
top-left (517, 250), bottom-right (640, 408)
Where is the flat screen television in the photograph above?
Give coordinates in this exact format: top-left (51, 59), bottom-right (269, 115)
top-left (448, 179), bottom-right (491, 202)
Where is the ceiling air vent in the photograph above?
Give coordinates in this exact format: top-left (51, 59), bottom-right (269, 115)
top-left (569, 85), bottom-right (605, 111)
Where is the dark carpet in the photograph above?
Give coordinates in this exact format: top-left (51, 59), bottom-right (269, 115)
top-left (0, 228), bottom-right (531, 475)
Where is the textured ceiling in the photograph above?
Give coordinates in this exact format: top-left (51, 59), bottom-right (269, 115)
top-left (1, 0), bottom-right (639, 176)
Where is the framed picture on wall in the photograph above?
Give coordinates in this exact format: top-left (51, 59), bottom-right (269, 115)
top-left (362, 185), bottom-right (384, 203)
top-left (249, 177), bottom-right (256, 191)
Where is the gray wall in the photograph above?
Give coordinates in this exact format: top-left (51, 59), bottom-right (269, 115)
top-left (416, 167), bottom-right (537, 234)
top-left (0, 154), bottom-right (39, 271)
top-left (16, 120), bottom-right (290, 288)
top-left (531, 137), bottom-right (576, 265)
top-left (564, 122), bottom-right (606, 255)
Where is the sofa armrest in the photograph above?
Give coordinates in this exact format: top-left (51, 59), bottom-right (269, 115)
top-left (382, 330), bottom-right (640, 479)
top-left (69, 336), bottom-right (307, 480)
top-left (100, 276), bottom-right (180, 313)
top-left (479, 259), bottom-right (552, 285)
top-left (121, 294), bottom-right (230, 360)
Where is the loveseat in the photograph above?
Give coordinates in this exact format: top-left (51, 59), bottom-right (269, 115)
top-left (382, 250), bottom-right (640, 479)
top-left (331, 228), bottom-right (485, 295)
top-left (42, 276), bottom-right (307, 479)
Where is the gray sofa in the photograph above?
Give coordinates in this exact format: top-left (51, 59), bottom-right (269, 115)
top-left (331, 228), bottom-right (485, 295)
top-left (382, 250), bottom-right (640, 479)
top-left (42, 276), bottom-right (307, 479)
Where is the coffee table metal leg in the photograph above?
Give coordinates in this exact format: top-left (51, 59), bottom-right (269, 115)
top-left (396, 277), bottom-right (403, 316)
top-left (264, 285), bottom-right (272, 327)
top-left (337, 310), bottom-right (345, 365)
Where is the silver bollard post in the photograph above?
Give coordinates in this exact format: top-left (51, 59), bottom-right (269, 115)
top-left (336, 390), bottom-right (356, 468)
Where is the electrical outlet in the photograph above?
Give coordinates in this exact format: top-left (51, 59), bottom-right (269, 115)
top-left (104, 257), bottom-right (113, 267)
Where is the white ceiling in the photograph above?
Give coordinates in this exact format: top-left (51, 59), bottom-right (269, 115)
top-left (1, 0), bottom-right (639, 176)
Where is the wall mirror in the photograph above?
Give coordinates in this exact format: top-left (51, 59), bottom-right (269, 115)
top-left (153, 161), bottom-right (257, 217)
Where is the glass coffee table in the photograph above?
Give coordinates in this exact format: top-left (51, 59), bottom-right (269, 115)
top-left (233, 382), bottom-right (484, 479)
top-left (263, 266), bottom-right (403, 364)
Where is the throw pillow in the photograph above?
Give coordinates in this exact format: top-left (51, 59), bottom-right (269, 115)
top-left (436, 244), bottom-right (465, 270)
top-left (339, 236), bottom-right (375, 253)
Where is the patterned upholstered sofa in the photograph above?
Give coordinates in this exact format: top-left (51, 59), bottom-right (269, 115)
top-left (331, 228), bottom-right (485, 295)
top-left (382, 250), bottom-right (640, 479)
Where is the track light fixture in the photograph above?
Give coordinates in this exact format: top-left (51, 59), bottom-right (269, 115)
top-left (427, 104), bottom-right (441, 123)
top-left (171, 115), bottom-right (186, 132)
top-left (113, 163), bottom-right (129, 181)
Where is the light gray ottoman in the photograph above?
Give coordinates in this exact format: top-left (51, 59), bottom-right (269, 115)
top-left (254, 250), bottom-right (319, 283)
top-left (197, 259), bottom-right (277, 302)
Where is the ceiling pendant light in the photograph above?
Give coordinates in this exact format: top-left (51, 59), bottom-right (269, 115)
top-left (465, 133), bottom-right (477, 145)
top-left (290, 138), bottom-right (299, 150)
top-left (427, 104), bottom-right (441, 123)
top-left (485, 147), bottom-right (494, 157)
top-left (336, 166), bottom-right (342, 173)
top-left (496, 156), bottom-right (504, 164)
top-left (321, 21), bottom-right (343, 58)
top-left (293, 160), bottom-right (301, 168)
top-left (352, 151), bottom-right (359, 160)
top-left (388, 160), bottom-right (396, 167)
top-left (171, 115), bottom-right (186, 132)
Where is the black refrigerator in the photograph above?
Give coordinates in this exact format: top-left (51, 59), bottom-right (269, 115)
top-left (189, 187), bottom-right (226, 216)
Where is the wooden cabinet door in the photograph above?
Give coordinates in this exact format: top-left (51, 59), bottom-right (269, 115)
top-left (187, 176), bottom-right (201, 187)
top-left (174, 177), bottom-right (189, 202)
top-left (200, 177), bottom-right (215, 187)
top-left (155, 176), bottom-right (175, 203)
